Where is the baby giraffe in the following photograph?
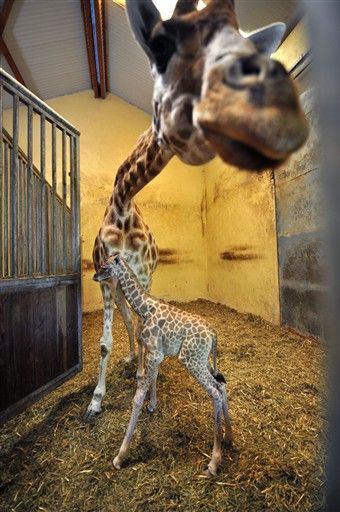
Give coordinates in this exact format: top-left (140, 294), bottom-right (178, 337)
top-left (94, 254), bottom-right (233, 477)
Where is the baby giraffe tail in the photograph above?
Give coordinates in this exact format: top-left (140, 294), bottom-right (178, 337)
top-left (210, 331), bottom-right (233, 447)
top-left (210, 332), bottom-right (226, 384)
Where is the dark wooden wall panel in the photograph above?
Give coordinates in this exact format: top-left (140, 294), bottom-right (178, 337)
top-left (0, 279), bottom-right (81, 421)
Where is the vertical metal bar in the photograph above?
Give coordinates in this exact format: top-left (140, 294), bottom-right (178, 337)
top-left (51, 122), bottom-right (57, 274)
top-left (40, 115), bottom-right (46, 274)
top-left (18, 159), bottom-right (22, 275)
top-left (62, 130), bottom-right (67, 272)
top-left (10, 95), bottom-right (19, 277)
top-left (22, 161), bottom-right (27, 275)
top-left (3, 143), bottom-right (8, 276)
top-left (27, 105), bottom-right (33, 275)
top-left (307, 3), bottom-right (340, 510)
top-left (70, 135), bottom-right (80, 273)
top-left (0, 83), bottom-right (3, 277)
top-left (70, 136), bottom-right (75, 271)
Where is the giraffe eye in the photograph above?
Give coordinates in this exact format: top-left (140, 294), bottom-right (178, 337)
top-left (150, 34), bottom-right (177, 73)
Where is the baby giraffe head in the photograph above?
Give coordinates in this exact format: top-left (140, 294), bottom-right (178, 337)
top-left (126, 0), bottom-right (308, 170)
top-left (93, 254), bottom-right (122, 282)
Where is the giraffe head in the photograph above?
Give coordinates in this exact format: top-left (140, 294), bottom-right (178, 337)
top-left (93, 254), bottom-right (131, 282)
top-left (126, 0), bottom-right (308, 170)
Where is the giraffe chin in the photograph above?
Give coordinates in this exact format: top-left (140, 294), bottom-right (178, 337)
top-left (202, 127), bottom-right (286, 171)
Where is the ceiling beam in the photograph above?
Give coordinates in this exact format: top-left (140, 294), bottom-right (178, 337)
top-left (94, 0), bottom-right (107, 99)
top-left (0, 0), bottom-right (27, 87)
top-left (0, 0), bottom-right (14, 34)
top-left (0, 38), bottom-right (26, 86)
top-left (81, 0), bottom-right (99, 97)
top-left (81, 0), bottom-right (107, 99)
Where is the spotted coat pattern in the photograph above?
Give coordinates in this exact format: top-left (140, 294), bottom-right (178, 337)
top-left (95, 255), bottom-right (233, 477)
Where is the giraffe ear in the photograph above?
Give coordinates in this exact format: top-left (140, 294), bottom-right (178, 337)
top-left (247, 22), bottom-right (286, 55)
top-left (125, 0), bottom-right (162, 61)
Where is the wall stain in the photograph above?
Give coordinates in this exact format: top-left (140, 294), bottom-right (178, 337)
top-left (220, 246), bottom-right (262, 261)
top-left (200, 189), bottom-right (207, 238)
top-left (158, 248), bottom-right (178, 265)
top-left (82, 259), bottom-right (94, 271)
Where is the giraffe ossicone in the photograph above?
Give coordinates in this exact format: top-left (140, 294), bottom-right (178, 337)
top-left (97, 255), bottom-right (233, 476)
top-left (84, 0), bottom-right (308, 424)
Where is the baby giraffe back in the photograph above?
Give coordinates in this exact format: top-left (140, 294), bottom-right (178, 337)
top-left (143, 300), bottom-right (215, 359)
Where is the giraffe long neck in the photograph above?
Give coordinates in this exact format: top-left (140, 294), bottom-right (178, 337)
top-left (117, 259), bottom-right (151, 317)
top-left (112, 126), bottom-right (173, 212)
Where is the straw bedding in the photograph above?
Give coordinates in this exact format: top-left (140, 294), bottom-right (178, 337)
top-left (0, 300), bottom-right (325, 512)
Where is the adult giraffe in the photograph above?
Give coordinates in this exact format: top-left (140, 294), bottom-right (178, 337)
top-left (84, 0), bottom-right (308, 422)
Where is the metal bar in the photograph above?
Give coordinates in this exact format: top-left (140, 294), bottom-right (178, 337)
top-left (27, 104), bottom-right (33, 275)
top-left (306, 3), bottom-right (340, 510)
top-left (2, 126), bottom-right (70, 212)
top-left (22, 160), bottom-right (27, 275)
top-left (10, 94), bottom-right (19, 277)
top-left (51, 122), bottom-right (57, 274)
top-left (62, 130), bottom-right (67, 272)
top-left (18, 158), bottom-right (22, 275)
top-left (70, 136), bottom-right (75, 270)
top-left (3, 143), bottom-right (8, 276)
top-left (0, 82), bottom-right (3, 277)
top-left (70, 136), bottom-right (80, 273)
top-left (40, 115), bottom-right (46, 274)
top-left (0, 69), bottom-right (80, 136)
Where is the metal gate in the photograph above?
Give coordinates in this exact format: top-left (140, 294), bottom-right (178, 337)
top-left (0, 68), bottom-right (82, 424)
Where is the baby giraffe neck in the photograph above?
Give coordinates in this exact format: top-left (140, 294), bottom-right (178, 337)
top-left (117, 261), bottom-right (150, 317)
top-left (112, 126), bottom-right (173, 213)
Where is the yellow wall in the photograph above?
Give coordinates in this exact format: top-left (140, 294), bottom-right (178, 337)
top-left (42, 91), bottom-right (207, 311)
top-left (203, 160), bottom-right (280, 323)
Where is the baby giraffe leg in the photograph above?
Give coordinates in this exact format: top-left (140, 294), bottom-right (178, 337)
top-left (84, 280), bottom-right (116, 422)
top-left (135, 318), bottom-right (145, 379)
top-left (181, 349), bottom-right (224, 477)
top-left (220, 383), bottom-right (233, 446)
top-left (115, 286), bottom-right (136, 363)
top-left (147, 353), bottom-right (163, 413)
top-left (113, 349), bottom-right (163, 469)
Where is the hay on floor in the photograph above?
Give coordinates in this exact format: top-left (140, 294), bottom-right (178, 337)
top-left (0, 300), bottom-right (325, 512)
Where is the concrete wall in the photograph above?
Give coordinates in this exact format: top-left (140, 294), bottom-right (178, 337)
top-left (274, 88), bottom-right (324, 337)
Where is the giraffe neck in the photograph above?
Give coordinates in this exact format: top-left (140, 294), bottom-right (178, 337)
top-left (117, 260), bottom-right (151, 317)
top-left (112, 126), bottom-right (173, 213)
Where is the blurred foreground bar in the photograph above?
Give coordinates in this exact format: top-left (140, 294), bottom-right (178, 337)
top-left (306, 1), bottom-right (340, 510)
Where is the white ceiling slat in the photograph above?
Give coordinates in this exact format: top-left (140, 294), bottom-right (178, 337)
top-left (105, 0), bottom-right (153, 114)
top-left (2, 0), bottom-right (91, 100)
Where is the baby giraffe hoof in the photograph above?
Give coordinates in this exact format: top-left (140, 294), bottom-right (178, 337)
top-left (147, 404), bottom-right (156, 414)
top-left (112, 456), bottom-right (122, 470)
top-left (203, 462), bottom-right (217, 478)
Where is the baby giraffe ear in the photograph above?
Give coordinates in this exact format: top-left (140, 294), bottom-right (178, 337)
top-left (247, 22), bottom-right (286, 55)
top-left (125, 0), bottom-right (162, 61)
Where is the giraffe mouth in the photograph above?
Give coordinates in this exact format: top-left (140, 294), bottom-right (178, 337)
top-left (201, 126), bottom-right (284, 171)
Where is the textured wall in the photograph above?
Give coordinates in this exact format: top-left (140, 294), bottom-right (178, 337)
top-left (275, 89), bottom-right (324, 337)
top-left (43, 91), bottom-right (207, 311)
top-left (204, 159), bottom-right (280, 323)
